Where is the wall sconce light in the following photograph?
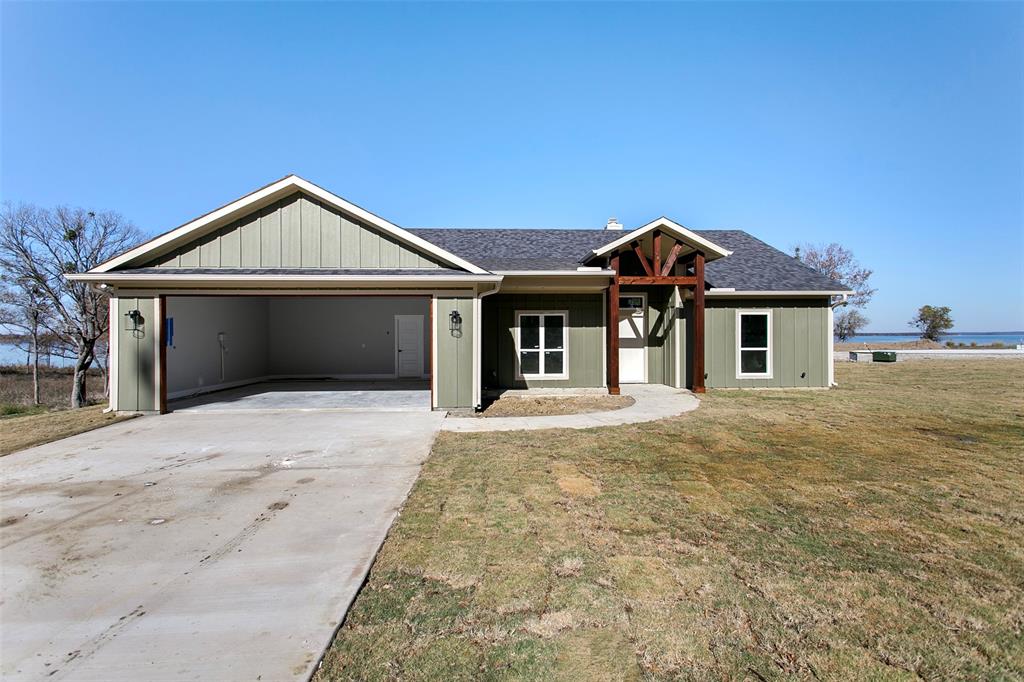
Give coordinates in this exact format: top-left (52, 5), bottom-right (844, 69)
top-left (449, 310), bottom-right (463, 337)
top-left (124, 309), bottom-right (145, 337)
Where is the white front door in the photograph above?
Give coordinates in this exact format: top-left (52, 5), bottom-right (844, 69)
top-left (395, 315), bottom-right (424, 378)
top-left (618, 295), bottom-right (647, 383)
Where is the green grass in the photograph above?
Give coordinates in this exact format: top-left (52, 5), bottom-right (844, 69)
top-left (316, 360), bottom-right (1024, 680)
top-left (0, 403), bottom-right (48, 417)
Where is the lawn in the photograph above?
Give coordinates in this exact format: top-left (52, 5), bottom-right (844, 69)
top-left (316, 360), bottom-right (1024, 680)
top-left (0, 404), bottom-right (132, 456)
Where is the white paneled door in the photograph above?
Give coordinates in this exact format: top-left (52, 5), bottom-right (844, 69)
top-left (618, 294), bottom-right (647, 383)
top-left (395, 315), bottom-right (424, 378)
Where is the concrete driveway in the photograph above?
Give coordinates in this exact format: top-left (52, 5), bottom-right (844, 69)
top-left (1, 409), bottom-right (445, 681)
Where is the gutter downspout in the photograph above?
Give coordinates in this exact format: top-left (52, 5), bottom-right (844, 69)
top-left (828, 293), bottom-right (849, 387)
top-left (474, 279), bottom-right (503, 410)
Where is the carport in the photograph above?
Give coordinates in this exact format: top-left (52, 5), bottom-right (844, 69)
top-left (67, 175), bottom-right (498, 413)
top-left (162, 295), bottom-right (431, 411)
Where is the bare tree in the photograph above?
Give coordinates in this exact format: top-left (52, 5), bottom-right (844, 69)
top-left (0, 279), bottom-right (50, 404)
top-left (0, 202), bottom-right (141, 408)
top-left (794, 243), bottom-right (875, 309)
top-left (834, 309), bottom-right (869, 341)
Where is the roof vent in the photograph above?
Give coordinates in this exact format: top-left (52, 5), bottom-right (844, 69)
top-left (605, 217), bottom-right (623, 231)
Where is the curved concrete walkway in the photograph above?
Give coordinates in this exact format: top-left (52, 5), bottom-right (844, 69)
top-left (442, 384), bottom-right (700, 432)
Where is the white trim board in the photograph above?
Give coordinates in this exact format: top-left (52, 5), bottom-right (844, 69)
top-left (708, 289), bottom-right (852, 297)
top-left (431, 296), bottom-right (439, 409)
top-left (108, 297), bottom-right (119, 411)
top-left (591, 217), bottom-right (732, 261)
top-left (90, 175), bottom-right (489, 275)
top-left (70, 273), bottom-right (502, 285)
top-left (113, 288), bottom-right (477, 298)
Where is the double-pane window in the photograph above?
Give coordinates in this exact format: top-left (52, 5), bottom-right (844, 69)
top-left (737, 311), bottom-right (771, 377)
top-left (518, 312), bottom-right (566, 378)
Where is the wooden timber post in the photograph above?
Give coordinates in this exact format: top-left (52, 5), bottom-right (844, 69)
top-left (652, 230), bottom-right (662, 279)
top-left (692, 252), bottom-right (706, 393)
top-left (608, 253), bottom-right (620, 395)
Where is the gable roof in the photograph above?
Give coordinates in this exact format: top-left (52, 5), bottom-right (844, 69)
top-left (410, 227), bottom-right (848, 292)
top-left (91, 175), bottom-right (489, 275)
top-left (700, 231), bottom-right (848, 292)
top-left (85, 175), bottom-right (848, 293)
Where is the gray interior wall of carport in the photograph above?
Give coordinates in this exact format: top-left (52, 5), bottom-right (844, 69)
top-left (165, 296), bottom-right (269, 395)
top-left (268, 297), bottom-right (429, 376)
top-left (164, 296), bottom-right (431, 396)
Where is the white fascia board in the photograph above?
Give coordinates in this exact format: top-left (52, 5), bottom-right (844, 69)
top-left (591, 217), bottom-right (732, 260)
top-left (707, 289), bottom-right (853, 297)
top-left (67, 273), bottom-right (503, 285)
top-left (493, 270), bottom-right (616, 276)
top-left (91, 175), bottom-right (489, 275)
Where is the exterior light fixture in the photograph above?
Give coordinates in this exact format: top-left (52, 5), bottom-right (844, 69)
top-left (125, 309), bottom-right (145, 338)
top-left (449, 310), bottom-right (463, 336)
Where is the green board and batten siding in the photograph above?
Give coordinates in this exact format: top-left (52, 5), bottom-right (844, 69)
top-left (482, 294), bottom-right (604, 389)
top-left (145, 192), bottom-right (444, 270)
top-left (116, 297), bottom-right (158, 412)
top-left (435, 296), bottom-right (475, 408)
top-left (704, 298), bottom-right (830, 388)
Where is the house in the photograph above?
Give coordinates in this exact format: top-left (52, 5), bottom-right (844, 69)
top-left (68, 175), bottom-right (851, 413)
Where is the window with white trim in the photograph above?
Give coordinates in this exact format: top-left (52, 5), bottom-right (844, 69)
top-left (737, 310), bottom-right (772, 378)
top-left (516, 311), bottom-right (567, 378)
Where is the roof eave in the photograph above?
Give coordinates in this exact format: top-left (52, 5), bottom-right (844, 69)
top-left (67, 272), bottom-right (503, 286)
top-left (706, 289), bottom-right (854, 297)
top-left (590, 217), bottom-right (733, 261)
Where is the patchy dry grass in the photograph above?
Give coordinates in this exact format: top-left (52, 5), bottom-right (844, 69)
top-left (0, 364), bottom-right (106, 410)
top-left (316, 360), bottom-right (1024, 681)
top-left (475, 394), bottom-right (635, 418)
top-left (0, 404), bottom-right (132, 456)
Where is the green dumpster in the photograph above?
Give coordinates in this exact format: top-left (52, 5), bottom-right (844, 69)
top-left (872, 351), bottom-right (897, 363)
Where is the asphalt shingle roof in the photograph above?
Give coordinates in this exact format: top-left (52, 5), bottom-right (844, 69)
top-left (408, 228), bottom-right (846, 292)
top-left (409, 229), bottom-right (610, 272)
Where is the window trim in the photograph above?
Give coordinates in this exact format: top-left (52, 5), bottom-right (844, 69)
top-left (514, 310), bottom-right (569, 380)
top-left (735, 309), bottom-right (773, 379)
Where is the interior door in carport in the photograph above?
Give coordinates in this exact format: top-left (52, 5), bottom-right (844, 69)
top-left (395, 315), bottom-right (424, 378)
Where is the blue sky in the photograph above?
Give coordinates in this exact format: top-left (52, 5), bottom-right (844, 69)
top-left (2, 2), bottom-right (1021, 332)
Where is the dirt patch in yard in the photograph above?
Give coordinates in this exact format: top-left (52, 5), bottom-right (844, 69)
top-left (474, 394), bottom-right (634, 418)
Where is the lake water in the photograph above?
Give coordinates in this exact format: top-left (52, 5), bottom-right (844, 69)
top-left (842, 332), bottom-right (1024, 346)
top-left (0, 343), bottom-right (76, 367)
